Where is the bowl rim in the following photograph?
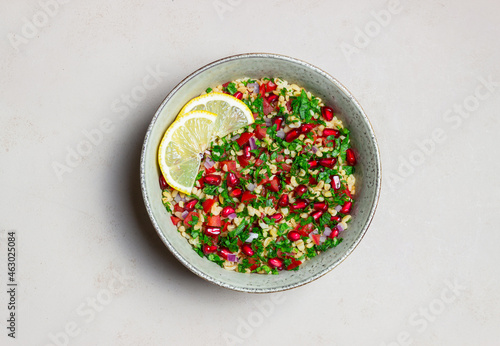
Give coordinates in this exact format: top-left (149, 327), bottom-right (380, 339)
top-left (140, 52), bottom-right (382, 293)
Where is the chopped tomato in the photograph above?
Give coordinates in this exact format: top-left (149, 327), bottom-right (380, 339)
top-left (241, 191), bottom-right (257, 204)
top-left (198, 177), bottom-right (205, 189)
top-left (255, 124), bottom-right (267, 139)
top-left (311, 234), bottom-right (321, 245)
top-left (205, 166), bottom-right (216, 174)
top-left (255, 158), bottom-right (264, 167)
top-left (207, 215), bottom-right (222, 227)
top-left (259, 82), bottom-right (267, 97)
top-left (263, 97), bottom-right (274, 115)
top-left (237, 155), bottom-right (250, 167)
top-left (266, 81), bottom-right (277, 92)
top-left (174, 204), bottom-right (184, 213)
top-left (222, 81), bottom-right (230, 88)
top-left (236, 132), bottom-right (254, 146)
top-left (286, 259), bottom-right (302, 271)
top-left (220, 160), bottom-right (237, 172)
top-left (344, 187), bottom-right (352, 198)
top-left (280, 163), bottom-right (292, 172)
top-left (276, 154), bottom-right (284, 162)
top-left (286, 100), bottom-right (292, 113)
top-left (267, 176), bottom-right (280, 192)
top-left (248, 258), bottom-right (259, 271)
top-left (296, 223), bottom-right (314, 237)
top-left (202, 199), bottom-right (215, 213)
top-left (170, 216), bottom-right (181, 226)
top-left (183, 212), bottom-right (199, 227)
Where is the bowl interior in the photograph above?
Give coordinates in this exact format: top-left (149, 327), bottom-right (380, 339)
top-left (141, 54), bottom-right (380, 292)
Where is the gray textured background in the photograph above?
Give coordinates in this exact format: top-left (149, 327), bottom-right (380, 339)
top-left (1, 0), bottom-right (499, 345)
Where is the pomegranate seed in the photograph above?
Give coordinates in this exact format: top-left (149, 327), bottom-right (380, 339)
top-left (233, 91), bottom-right (243, 100)
top-left (278, 194), bottom-right (289, 207)
top-left (204, 226), bottom-right (221, 236)
top-left (331, 175), bottom-right (341, 190)
top-left (218, 248), bottom-right (231, 260)
top-left (268, 258), bottom-right (283, 269)
top-left (230, 188), bottom-right (242, 198)
top-left (331, 215), bottom-right (341, 223)
top-left (184, 199), bottom-right (198, 211)
top-left (346, 148), bottom-right (357, 166)
top-left (221, 206), bottom-right (235, 217)
top-left (203, 244), bottom-right (217, 255)
top-left (285, 129), bottom-right (300, 142)
top-left (323, 128), bottom-right (340, 138)
top-left (204, 174), bottom-right (221, 185)
top-left (241, 244), bottom-right (254, 256)
top-left (242, 145), bottom-right (251, 159)
top-left (311, 210), bottom-right (323, 221)
top-left (295, 185), bottom-right (307, 197)
top-left (269, 214), bottom-right (283, 222)
top-left (329, 228), bottom-right (339, 239)
top-left (340, 201), bottom-right (352, 214)
top-left (321, 106), bottom-right (334, 121)
top-left (313, 202), bottom-right (328, 211)
top-left (267, 94), bottom-right (279, 103)
top-left (222, 81), bottom-right (231, 88)
top-left (273, 116), bottom-right (284, 131)
top-left (300, 123), bottom-right (314, 133)
top-left (308, 160), bottom-right (318, 169)
top-left (227, 172), bottom-right (239, 187)
top-left (291, 199), bottom-right (308, 210)
top-left (287, 231), bottom-right (301, 242)
top-left (159, 175), bottom-right (168, 189)
top-left (319, 157), bottom-right (337, 168)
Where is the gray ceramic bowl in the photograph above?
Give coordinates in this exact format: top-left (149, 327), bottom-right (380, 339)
top-left (140, 53), bottom-right (381, 293)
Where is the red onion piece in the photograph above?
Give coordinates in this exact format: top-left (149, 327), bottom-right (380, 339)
top-left (231, 134), bottom-right (241, 141)
top-left (324, 227), bottom-right (332, 237)
top-left (335, 205), bottom-right (342, 212)
top-left (204, 158), bottom-right (215, 169)
top-left (181, 210), bottom-right (189, 219)
top-left (320, 235), bottom-right (327, 243)
top-left (174, 194), bottom-right (181, 203)
top-left (227, 254), bottom-right (238, 262)
top-left (333, 175), bottom-right (341, 190)
top-left (228, 213), bottom-right (237, 219)
top-left (247, 183), bottom-right (255, 192)
top-left (249, 136), bottom-right (258, 150)
top-left (247, 82), bottom-right (260, 94)
top-left (337, 224), bottom-right (344, 232)
top-left (246, 232), bottom-right (258, 243)
top-left (264, 117), bottom-right (272, 126)
top-left (311, 146), bottom-right (318, 153)
top-left (276, 130), bottom-right (285, 139)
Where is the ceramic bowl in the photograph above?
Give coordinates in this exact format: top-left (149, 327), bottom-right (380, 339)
top-left (140, 53), bottom-right (381, 293)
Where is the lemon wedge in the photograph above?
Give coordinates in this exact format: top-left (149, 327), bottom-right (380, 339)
top-left (178, 92), bottom-right (254, 138)
top-left (158, 110), bottom-right (217, 194)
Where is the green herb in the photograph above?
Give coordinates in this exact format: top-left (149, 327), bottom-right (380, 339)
top-left (229, 219), bottom-right (249, 238)
top-left (343, 166), bottom-right (355, 175)
top-left (203, 185), bottom-right (219, 195)
top-left (207, 253), bottom-right (224, 267)
top-left (226, 82), bottom-right (237, 94)
top-left (205, 87), bottom-right (213, 93)
top-left (210, 145), bottom-right (225, 161)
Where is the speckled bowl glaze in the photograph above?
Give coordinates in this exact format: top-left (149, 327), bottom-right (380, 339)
top-left (140, 53), bottom-right (381, 293)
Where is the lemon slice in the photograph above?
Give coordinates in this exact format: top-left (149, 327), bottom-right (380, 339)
top-left (158, 110), bottom-right (217, 194)
top-left (178, 92), bottom-right (254, 138)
